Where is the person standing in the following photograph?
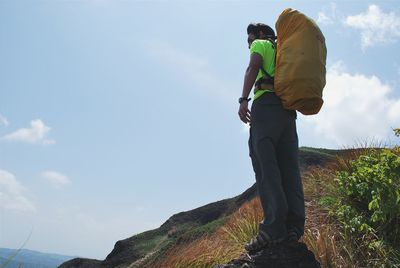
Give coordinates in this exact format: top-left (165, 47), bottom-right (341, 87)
top-left (238, 23), bottom-right (305, 253)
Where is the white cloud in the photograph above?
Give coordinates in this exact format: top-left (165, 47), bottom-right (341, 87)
top-left (2, 119), bottom-right (55, 145)
top-left (0, 114), bottom-right (9, 127)
top-left (344, 5), bottom-right (400, 49)
top-left (317, 3), bottom-right (337, 25)
top-left (318, 12), bottom-right (333, 25)
top-left (0, 169), bottom-right (36, 213)
top-left (41, 171), bottom-right (70, 189)
top-left (301, 61), bottom-right (400, 147)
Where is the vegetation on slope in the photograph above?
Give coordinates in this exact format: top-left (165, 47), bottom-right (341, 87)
top-left (60, 138), bottom-right (400, 268)
top-left (126, 147), bottom-right (340, 268)
top-left (317, 148), bottom-right (400, 266)
top-left (150, 198), bottom-right (263, 268)
top-left (141, 131), bottom-right (400, 267)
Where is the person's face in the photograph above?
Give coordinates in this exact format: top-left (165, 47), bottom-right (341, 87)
top-left (247, 33), bottom-right (256, 49)
top-left (248, 31), bottom-right (266, 48)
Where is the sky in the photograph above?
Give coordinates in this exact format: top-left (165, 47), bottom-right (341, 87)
top-left (0, 0), bottom-right (399, 260)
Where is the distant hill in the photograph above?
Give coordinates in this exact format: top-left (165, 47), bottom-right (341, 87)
top-left (60, 147), bottom-right (342, 268)
top-left (0, 248), bottom-right (76, 268)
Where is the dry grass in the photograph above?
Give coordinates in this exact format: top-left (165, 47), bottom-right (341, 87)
top-left (301, 165), bottom-right (356, 267)
top-left (154, 164), bottom-right (350, 268)
top-left (152, 198), bottom-right (263, 268)
top-left (148, 146), bottom-right (399, 267)
top-left (332, 141), bottom-right (386, 174)
top-left (302, 165), bottom-right (336, 201)
top-left (152, 164), bottom-right (357, 268)
top-left (302, 225), bottom-right (352, 268)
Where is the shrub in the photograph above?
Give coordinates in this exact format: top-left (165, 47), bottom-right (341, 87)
top-left (334, 148), bottom-right (400, 244)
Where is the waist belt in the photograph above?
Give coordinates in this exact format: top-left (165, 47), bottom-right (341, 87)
top-left (255, 78), bottom-right (274, 92)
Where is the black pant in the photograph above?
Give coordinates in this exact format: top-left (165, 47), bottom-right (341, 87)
top-left (248, 92), bottom-right (305, 240)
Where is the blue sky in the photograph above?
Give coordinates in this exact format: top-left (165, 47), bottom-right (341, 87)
top-left (1, 0), bottom-right (399, 260)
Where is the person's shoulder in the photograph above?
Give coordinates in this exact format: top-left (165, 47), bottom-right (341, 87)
top-left (250, 39), bottom-right (266, 52)
top-left (251, 39), bottom-right (273, 48)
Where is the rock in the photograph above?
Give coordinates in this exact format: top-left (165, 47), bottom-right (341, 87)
top-left (214, 241), bottom-right (320, 268)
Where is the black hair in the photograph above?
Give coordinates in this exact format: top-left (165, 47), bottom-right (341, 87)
top-left (247, 23), bottom-right (275, 39)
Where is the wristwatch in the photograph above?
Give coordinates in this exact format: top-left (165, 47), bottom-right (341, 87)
top-left (238, 97), bottom-right (251, 104)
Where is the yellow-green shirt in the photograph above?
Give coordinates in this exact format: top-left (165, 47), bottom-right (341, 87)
top-left (249, 39), bottom-right (276, 101)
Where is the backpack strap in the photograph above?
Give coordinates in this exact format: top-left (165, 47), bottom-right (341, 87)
top-left (255, 39), bottom-right (276, 88)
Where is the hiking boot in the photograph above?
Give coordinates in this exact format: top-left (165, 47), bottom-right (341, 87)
top-left (244, 230), bottom-right (286, 253)
top-left (285, 230), bottom-right (300, 243)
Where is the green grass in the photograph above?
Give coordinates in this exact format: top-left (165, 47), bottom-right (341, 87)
top-left (299, 146), bottom-right (338, 159)
top-left (135, 234), bottom-right (168, 254)
top-left (178, 217), bottom-right (227, 242)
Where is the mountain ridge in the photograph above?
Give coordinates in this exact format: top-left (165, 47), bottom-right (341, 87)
top-left (59, 147), bottom-right (341, 268)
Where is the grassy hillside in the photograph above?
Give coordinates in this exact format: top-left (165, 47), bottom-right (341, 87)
top-left (150, 147), bottom-right (400, 268)
top-left (60, 145), bottom-right (400, 267)
top-left (60, 148), bottom-right (342, 268)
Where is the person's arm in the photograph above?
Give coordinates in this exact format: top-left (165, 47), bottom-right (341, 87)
top-left (238, 52), bottom-right (263, 124)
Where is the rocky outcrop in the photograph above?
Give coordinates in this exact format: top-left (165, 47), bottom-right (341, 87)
top-left (214, 241), bottom-right (320, 268)
top-left (59, 258), bottom-right (103, 268)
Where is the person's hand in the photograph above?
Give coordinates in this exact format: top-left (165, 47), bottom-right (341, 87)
top-left (238, 101), bottom-right (251, 124)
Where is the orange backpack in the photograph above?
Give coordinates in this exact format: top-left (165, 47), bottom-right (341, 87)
top-left (274, 8), bottom-right (327, 115)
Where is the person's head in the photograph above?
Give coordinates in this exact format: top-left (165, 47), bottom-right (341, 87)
top-left (247, 23), bottom-right (275, 48)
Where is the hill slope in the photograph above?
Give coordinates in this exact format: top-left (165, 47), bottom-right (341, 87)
top-left (59, 148), bottom-right (340, 268)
